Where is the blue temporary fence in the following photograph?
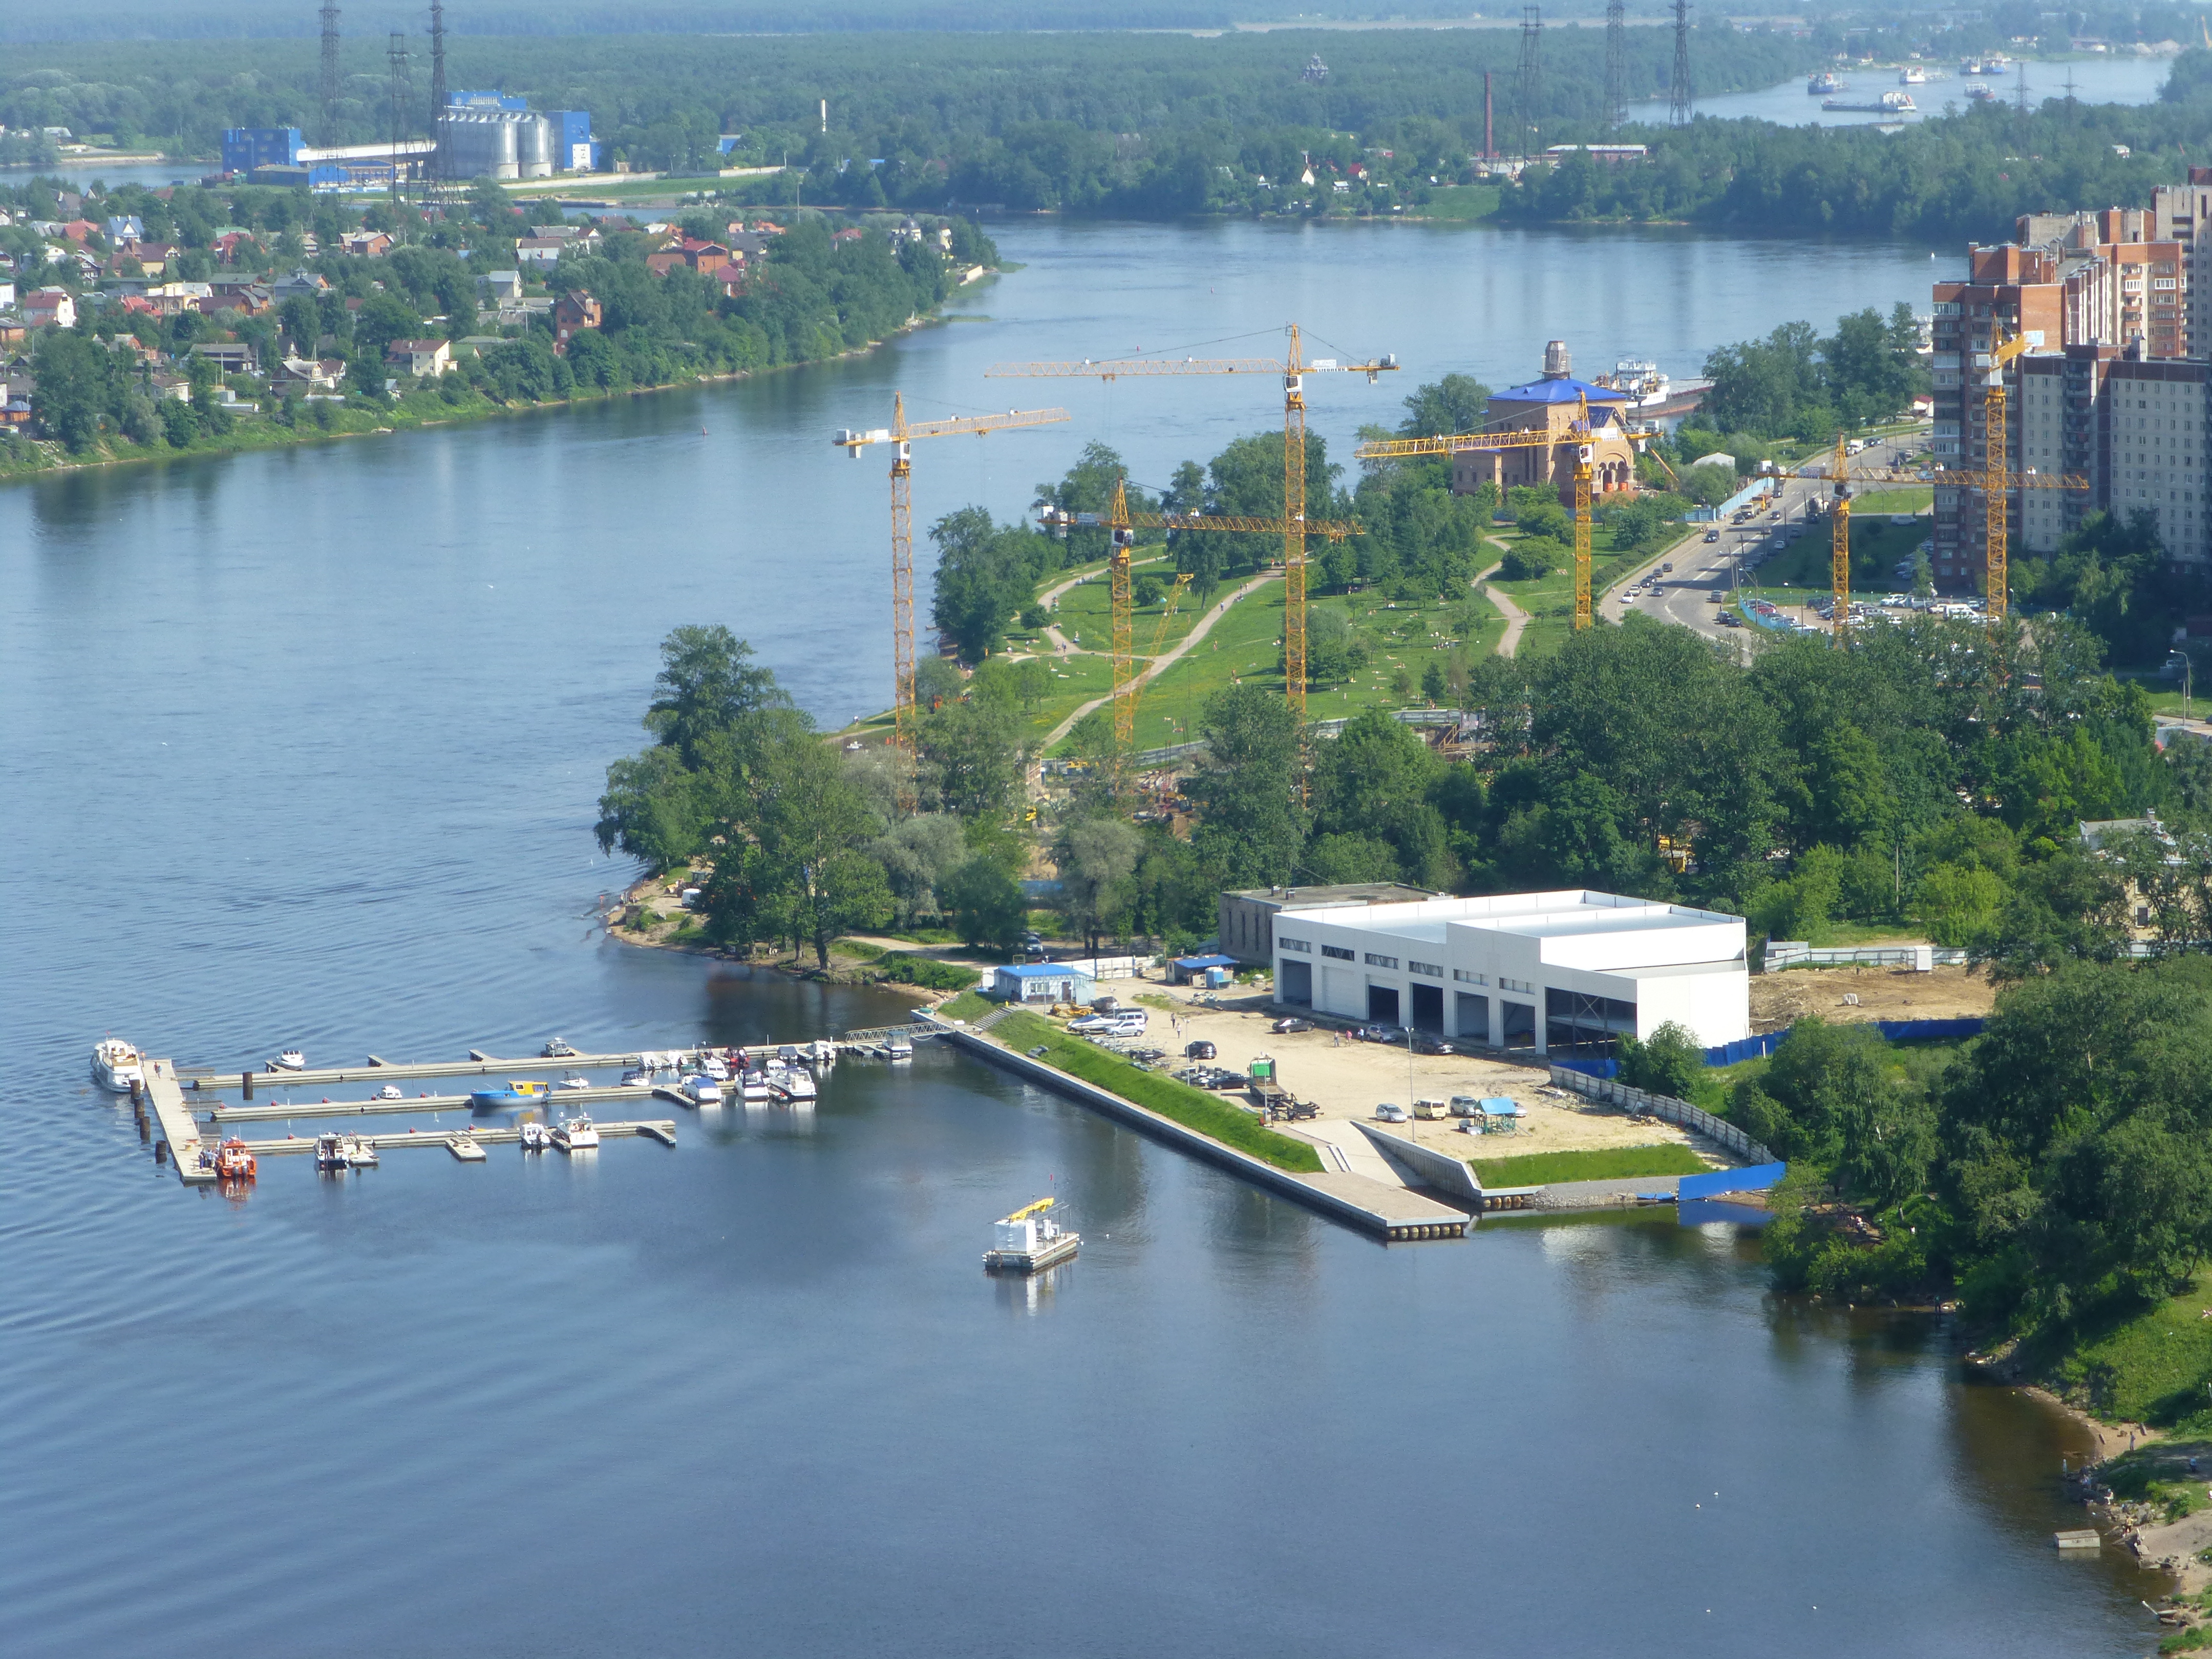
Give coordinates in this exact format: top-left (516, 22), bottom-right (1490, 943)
top-left (1678, 1162), bottom-right (1788, 1202)
top-left (1875, 1017), bottom-right (1986, 1043)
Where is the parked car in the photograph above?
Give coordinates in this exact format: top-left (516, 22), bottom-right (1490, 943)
top-left (1411, 1034), bottom-right (1454, 1056)
top-left (1271, 1016), bottom-right (1314, 1034)
top-left (1374, 1102), bottom-right (1410, 1123)
top-left (1067, 1014), bottom-right (1113, 1033)
top-left (1185, 1040), bottom-right (1217, 1060)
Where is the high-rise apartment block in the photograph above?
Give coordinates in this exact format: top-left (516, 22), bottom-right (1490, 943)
top-left (1930, 203), bottom-right (2205, 589)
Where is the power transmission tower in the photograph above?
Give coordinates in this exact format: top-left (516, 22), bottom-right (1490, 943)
top-left (318, 2), bottom-right (342, 146)
top-left (1669, 0), bottom-right (1694, 128)
top-left (1518, 6), bottom-right (1542, 157)
top-left (1604, 0), bottom-right (1627, 131)
top-left (387, 32), bottom-right (412, 209)
top-left (429, 0), bottom-right (449, 184)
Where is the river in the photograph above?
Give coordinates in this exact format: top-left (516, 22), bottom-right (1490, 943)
top-left (0, 220), bottom-right (2167, 1656)
top-left (1628, 51), bottom-right (2173, 129)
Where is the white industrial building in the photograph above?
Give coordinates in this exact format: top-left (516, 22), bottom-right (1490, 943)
top-left (1269, 889), bottom-right (1750, 1056)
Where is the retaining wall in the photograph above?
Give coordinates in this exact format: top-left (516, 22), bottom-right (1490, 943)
top-left (1351, 1121), bottom-right (1487, 1206)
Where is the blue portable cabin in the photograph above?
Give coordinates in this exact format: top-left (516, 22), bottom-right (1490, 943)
top-left (989, 963), bottom-right (1097, 1006)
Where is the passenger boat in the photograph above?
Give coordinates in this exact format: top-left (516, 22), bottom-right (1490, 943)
top-left (508, 1079), bottom-right (550, 1099)
top-left (1899, 66), bottom-right (1927, 84)
top-left (343, 1134), bottom-right (378, 1167)
top-left (519, 1120), bottom-right (551, 1152)
top-left (983, 1197), bottom-right (1080, 1273)
top-left (271, 1049), bottom-right (306, 1071)
top-left (1807, 71), bottom-right (1842, 94)
top-left (771, 1067), bottom-right (817, 1104)
top-left (447, 1134), bottom-right (487, 1162)
top-left (91, 1037), bottom-right (145, 1093)
top-left (469, 1088), bottom-right (526, 1111)
top-left (214, 1137), bottom-right (257, 1180)
top-left (739, 1067), bottom-right (771, 1100)
top-left (682, 1073), bottom-right (724, 1105)
top-left (552, 1114), bottom-right (600, 1152)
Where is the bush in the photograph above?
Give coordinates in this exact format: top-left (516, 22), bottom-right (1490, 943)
top-left (876, 952), bottom-right (980, 991)
top-left (1617, 1021), bottom-right (1705, 1099)
top-left (1499, 537), bottom-right (1565, 581)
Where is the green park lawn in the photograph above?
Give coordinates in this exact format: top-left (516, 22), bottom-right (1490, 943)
top-left (1484, 523), bottom-right (1660, 658)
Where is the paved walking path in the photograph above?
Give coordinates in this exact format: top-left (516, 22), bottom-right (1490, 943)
top-left (1475, 550), bottom-right (1530, 660)
top-left (1039, 570), bottom-right (1278, 749)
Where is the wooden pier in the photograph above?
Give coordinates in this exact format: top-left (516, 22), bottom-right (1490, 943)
top-left (207, 1082), bottom-right (660, 1124)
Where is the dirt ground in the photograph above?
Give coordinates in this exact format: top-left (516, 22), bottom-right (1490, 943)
top-left (1136, 991), bottom-right (1708, 1163)
top-left (1749, 962), bottom-right (1997, 1032)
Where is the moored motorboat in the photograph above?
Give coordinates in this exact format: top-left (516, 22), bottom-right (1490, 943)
top-left (559, 1073), bottom-right (590, 1090)
top-left (701, 1052), bottom-right (731, 1081)
top-left (343, 1134), bottom-right (377, 1167)
top-left (314, 1133), bottom-right (350, 1172)
top-left (519, 1120), bottom-right (551, 1152)
top-left (271, 1049), bottom-right (306, 1071)
top-left (1807, 71), bottom-right (1842, 94)
top-left (374, 1083), bottom-right (403, 1100)
top-left (91, 1037), bottom-right (145, 1093)
top-left (772, 1067), bottom-right (817, 1104)
top-left (739, 1067), bottom-right (771, 1100)
top-left (215, 1137), bottom-right (258, 1180)
top-left (552, 1114), bottom-right (600, 1152)
top-left (683, 1073), bottom-right (724, 1105)
top-left (885, 1036), bottom-right (914, 1061)
top-left (983, 1197), bottom-right (1079, 1273)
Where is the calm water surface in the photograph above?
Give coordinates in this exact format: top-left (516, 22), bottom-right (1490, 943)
top-left (1629, 52), bottom-right (2173, 128)
top-left (0, 221), bottom-right (2166, 1656)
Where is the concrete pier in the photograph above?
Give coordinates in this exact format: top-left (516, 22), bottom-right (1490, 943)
top-left (141, 1058), bottom-right (216, 1184)
top-left (241, 1119), bottom-right (677, 1157)
top-left (208, 1082), bottom-right (659, 1124)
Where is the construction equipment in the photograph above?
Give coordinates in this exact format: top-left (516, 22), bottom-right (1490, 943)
top-left (1939, 324), bottom-right (2088, 627)
top-left (832, 395), bottom-right (1068, 759)
top-left (1042, 477), bottom-right (1361, 749)
top-left (1354, 395), bottom-right (1601, 629)
top-left (990, 325), bottom-right (1396, 728)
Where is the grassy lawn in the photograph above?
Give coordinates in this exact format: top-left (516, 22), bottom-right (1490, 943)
top-left (934, 989), bottom-right (993, 1020)
top-left (1467, 1143), bottom-right (1710, 1186)
top-left (1740, 516), bottom-right (1926, 605)
top-left (2032, 1269), bottom-right (2212, 1435)
top-left (1486, 525), bottom-right (1654, 659)
top-left (996, 1010), bottom-right (1324, 1172)
top-left (1851, 487), bottom-right (1933, 516)
top-left (1417, 185), bottom-right (1503, 221)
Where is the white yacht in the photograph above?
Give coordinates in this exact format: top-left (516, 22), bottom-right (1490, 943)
top-left (772, 1067), bottom-right (817, 1104)
top-left (91, 1037), bottom-right (145, 1092)
top-left (552, 1114), bottom-right (601, 1152)
top-left (682, 1073), bottom-right (724, 1105)
top-left (519, 1120), bottom-right (551, 1152)
top-left (314, 1133), bottom-right (350, 1172)
top-left (700, 1052), bottom-right (731, 1081)
top-left (374, 1083), bottom-right (403, 1100)
top-left (271, 1049), bottom-right (306, 1071)
top-left (559, 1073), bottom-right (590, 1090)
top-left (739, 1067), bottom-right (772, 1101)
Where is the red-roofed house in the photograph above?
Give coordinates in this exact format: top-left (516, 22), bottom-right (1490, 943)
top-left (551, 289), bottom-right (602, 356)
top-left (22, 287), bottom-right (76, 329)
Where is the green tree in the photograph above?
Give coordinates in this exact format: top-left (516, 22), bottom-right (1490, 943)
top-left (1188, 683), bottom-right (1305, 889)
top-left (917, 694), bottom-right (1023, 820)
top-left (1054, 815), bottom-right (1141, 952)
top-left (1397, 372), bottom-right (1492, 438)
top-left (1616, 1020), bottom-right (1704, 1099)
top-left (946, 855), bottom-right (1026, 952)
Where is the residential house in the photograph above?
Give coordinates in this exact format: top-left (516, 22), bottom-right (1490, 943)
top-left (644, 248), bottom-right (686, 277)
top-left (150, 372), bottom-right (192, 403)
top-left (143, 282), bottom-right (215, 317)
top-left (105, 215), bottom-right (143, 243)
top-left (271, 268), bottom-right (332, 301)
top-left (21, 288), bottom-right (76, 330)
top-left (59, 219), bottom-right (97, 244)
top-left (274, 355), bottom-right (345, 392)
top-left (341, 230), bottom-right (394, 259)
top-left (831, 227), bottom-right (864, 245)
top-left (192, 340), bottom-right (258, 375)
top-left (481, 269), bottom-right (523, 302)
top-left (0, 369), bottom-right (31, 427)
top-left (516, 237), bottom-right (566, 268)
top-left (212, 231), bottom-right (256, 264)
top-left (385, 338), bottom-right (455, 378)
top-left (0, 280), bottom-right (13, 311)
top-left (551, 289), bottom-right (602, 355)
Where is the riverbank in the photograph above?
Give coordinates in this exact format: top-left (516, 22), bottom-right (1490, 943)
top-left (0, 278), bottom-right (995, 486)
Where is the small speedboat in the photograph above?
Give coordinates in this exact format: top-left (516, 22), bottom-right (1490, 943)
top-left (519, 1120), bottom-right (551, 1152)
top-left (215, 1137), bottom-right (257, 1180)
top-left (91, 1037), bottom-right (145, 1093)
top-left (343, 1134), bottom-right (378, 1167)
top-left (552, 1114), bottom-right (600, 1152)
top-left (620, 1067), bottom-right (649, 1087)
top-left (374, 1083), bottom-right (402, 1101)
top-left (559, 1073), bottom-right (590, 1090)
top-left (271, 1050), bottom-right (306, 1072)
top-left (772, 1068), bottom-right (817, 1104)
top-left (682, 1073), bottom-right (724, 1105)
top-left (739, 1068), bottom-right (771, 1101)
top-left (541, 1038), bottom-right (578, 1058)
top-left (447, 1134), bottom-right (486, 1162)
top-left (701, 1053), bottom-right (731, 1081)
top-left (314, 1133), bottom-right (349, 1172)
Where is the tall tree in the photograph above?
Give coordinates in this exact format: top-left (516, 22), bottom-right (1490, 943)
top-left (1187, 684), bottom-right (1305, 889)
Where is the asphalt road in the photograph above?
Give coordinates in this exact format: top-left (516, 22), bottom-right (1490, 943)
top-left (1600, 436), bottom-right (1929, 648)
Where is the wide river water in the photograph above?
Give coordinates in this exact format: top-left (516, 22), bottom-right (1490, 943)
top-left (0, 220), bottom-right (2167, 1656)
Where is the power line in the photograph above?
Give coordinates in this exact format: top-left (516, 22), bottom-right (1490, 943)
top-left (1605, 0), bottom-right (1627, 132)
top-left (429, 0), bottom-right (448, 183)
top-left (1518, 6), bottom-right (1543, 157)
top-left (1670, 0), bottom-right (1695, 129)
top-left (387, 31), bottom-right (412, 209)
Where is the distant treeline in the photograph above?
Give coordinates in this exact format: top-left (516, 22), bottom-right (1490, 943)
top-left (1, 26), bottom-right (1814, 193)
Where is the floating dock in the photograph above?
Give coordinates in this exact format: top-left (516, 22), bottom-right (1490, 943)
top-left (243, 1120), bottom-right (677, 1157)
top-left (140, 1057), bottom-right (217, 1184)
top-left (207, 1082), bottom-right (660, 1124)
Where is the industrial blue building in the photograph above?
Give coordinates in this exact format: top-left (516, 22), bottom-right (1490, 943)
top-left (221, 127), bottom-right (304, 175)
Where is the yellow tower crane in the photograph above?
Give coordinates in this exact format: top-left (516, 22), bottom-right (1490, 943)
top-left (1823, 435), bottom-right (1927, 640)
top-left (989, 325), bottom-right (1396, 728)
top-left (1921, 325), bottom-right (2087, 628)
top-left (832, 395), bottom-right (1069, 760)
top-left (1043, 476), bottom-right (1362, 749)
top-left (1353, 394), bottom-right (1601, 628)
